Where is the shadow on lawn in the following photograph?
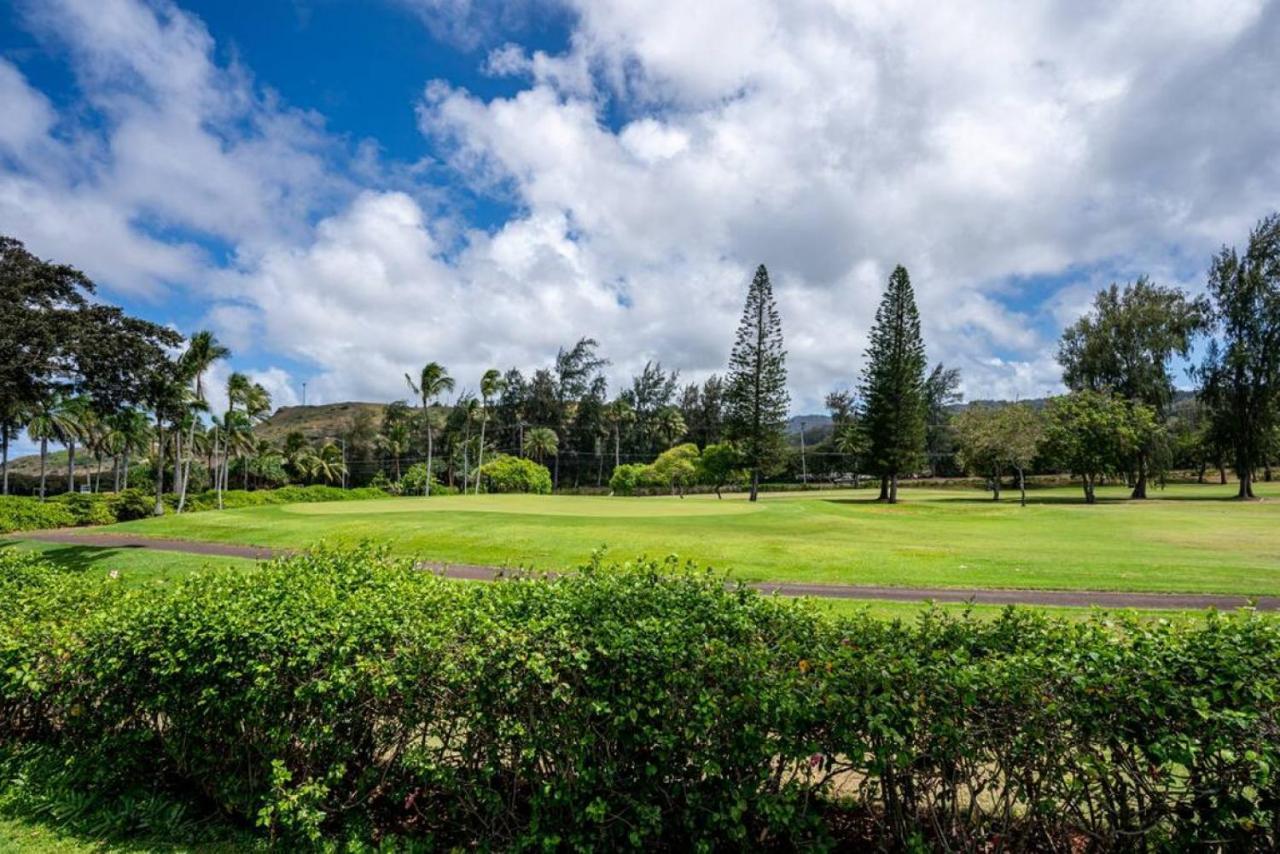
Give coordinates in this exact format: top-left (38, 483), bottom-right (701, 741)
top-left (822, 491), bottom-right (1250, 507)
top-left (0, 540), bottom-right (140, 573)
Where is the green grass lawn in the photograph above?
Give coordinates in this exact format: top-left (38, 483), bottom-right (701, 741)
top-left (90, 480), bottom-right (1280, 595)
top-left (0, 539), bottom-right (260, 586)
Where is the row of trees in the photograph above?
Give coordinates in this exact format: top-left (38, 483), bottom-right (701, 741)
top-left (5, 212), bottom-right (1277, 505)
top-left (0, 235), bottom-right (357, 510)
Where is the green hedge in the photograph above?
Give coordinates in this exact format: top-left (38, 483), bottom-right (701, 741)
top-left (1, 547), bottom-right (1277, 849)
top-left (0, 495), bottom-right (76, 534)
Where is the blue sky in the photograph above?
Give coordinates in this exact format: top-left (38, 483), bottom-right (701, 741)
top-left (2, 0), bottom-right (1278, 458)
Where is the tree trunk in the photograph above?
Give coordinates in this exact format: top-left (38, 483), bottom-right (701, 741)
top-left (67, 441), bottom-right (76, 493)
top-left (39, 438), bottom-right (48, 500)
top-left (614, 428), bottom-right (621, 470)
top-left (476, 411), bottom-right (487, 495)
top-left (1219, 466), bottom-right (1227, 485)
top-left (1130, 450), bottom-right (1148, 499)
top-left (178, 417), bottom-right (197, 512)
top-left (991, 473), bottom-right (1001, 502)
top-left (1, 430), bottom-right (7, 496)
top-left (94, 453), bottom-right (103, 493)
top-left (1265, 461), bottom-right (1273, 483)
top-left (878, 474), bottom-right (889, 501)
top-left (1238, 468), bottom-right (1255, 500)
top-left (1197, 462), bottom-right (1206, 484)
top-left (1082, 474), bottom-right (1095, 504)
top-left (1018, 467), bottom-right (1027, 507)
top-left (122, 451), bottom-right (130, 490)
top-left (749, 468), bottom-right (759, 502)
top-left (553, 442), bottom-right (560, 490)
top-left (888, 473), bottom-right (899, 504)
top-left (216, 435), bottom-right (224, 511)
top-left (153, 422), bottom-right (165, 516)
top-left (425, 429), bottom-right (432, 496)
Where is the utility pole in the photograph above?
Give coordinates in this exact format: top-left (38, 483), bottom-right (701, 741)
top-left (799, 420), bottom-right (808, 488)
top-left (302, 382), bottom-right (307, 407)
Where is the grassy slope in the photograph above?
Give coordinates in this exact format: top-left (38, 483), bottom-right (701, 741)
top-left (100, 481), bottom-right (1280, 595)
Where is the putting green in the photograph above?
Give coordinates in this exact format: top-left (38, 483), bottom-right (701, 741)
top-left (286, 493), bottom-right (762, 518)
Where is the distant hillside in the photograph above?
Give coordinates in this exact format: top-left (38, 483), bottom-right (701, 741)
top-left (252, 402), bottom-right (388, 444)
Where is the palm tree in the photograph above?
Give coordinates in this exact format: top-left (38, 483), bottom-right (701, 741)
top-left (655, 406), bottom-right (687, 449)
top-left (459, 395), bottom-right (480, 493)
top-left (26, 394), bottom-right (83, 500)
top-left (475, 369), bottom-right (504, 494)
top-left (376, 422), bottom-right (410, 481)
top-left (603, 399), bottom-right (634, 470)
top-left (104, 409), bottom-right (151, 491)
top-left (525, 426), bottom-right (559, 466)
top-left (0, 400), bottom-right (26, 496)
top-left (176, 331), bottom-right (229, 512)
top-left (298, 442), bottom-right (347, 485)
top-left (405, 363), bottom-right (454, 496)
top-left (239, 383), bottom-right (272, 489)
top-left (62, 397), bottom-right (92, 494)
top-left (216, 372), bottom-right (252, 508)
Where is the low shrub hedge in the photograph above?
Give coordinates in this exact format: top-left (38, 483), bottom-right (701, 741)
top-left (1, 547), bottom-right (1277, 849)
top-left (0, 495), bottom-right (76, 534)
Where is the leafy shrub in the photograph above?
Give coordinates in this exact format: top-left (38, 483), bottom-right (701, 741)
top-left (477, 454), bottom-right (552, 494)
top-left (608, 463), bottom-right (650, 495)
top-left (52, 492), bottom-right (116, 526)
top-left (2, 547), bottom-right (1278, 850)
top-left (108, 488), bottom-right (153, 521)
top-left (648, 443), bottom-right (700, 495)
top-left (399, 463), bottom-right (458, 496)
top-left (0, 496), bottom-right (76, 534)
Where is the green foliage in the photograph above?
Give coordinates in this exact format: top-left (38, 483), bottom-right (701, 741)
top-left (0, 497), bottom-right (75, 534)
top-left (51, 493), bottom-right (115, 526)
top-left (2, 546), bottom-right (1278, 849)
top-left (696, 442), bottom-right (746, 497)
top-left (477, 454), bottom-right (552, 494)
top-left (724, 264), bottom-right (789, 498)
top-left (1044, 391), bottom-right (1159, 503)
top-left (399, 463), bottom-right (456, 496)
top-left (648, 442), bottom-right (699, 494)
top-left (608, 462), bottom-right (649, 495)
top-left (954, 404), bottom-right (1044, 501)
top-left (1198, 213), bottom-right (1280, 498)
top-left (108, 488), bottom-right (155, 522)
top-left (860, 265), bottom-right (928, 499)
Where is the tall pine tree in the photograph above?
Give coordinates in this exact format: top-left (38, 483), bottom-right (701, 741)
top-left (860, 265), bottom-right (927, 503)
top-left (725, 264), bottom-right (789, 501)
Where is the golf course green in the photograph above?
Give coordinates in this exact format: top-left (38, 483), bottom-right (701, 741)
top-left (88, 481), bottom-right (1280, 595)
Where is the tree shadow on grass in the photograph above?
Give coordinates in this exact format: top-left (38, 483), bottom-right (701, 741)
top-left (0, 540), bottom-right (139, 574)
top-left (820, 491), bottom-right (1249, 507)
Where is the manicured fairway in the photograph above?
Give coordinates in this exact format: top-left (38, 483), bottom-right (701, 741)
top-left (95, 481), bottom-right (1280, 595)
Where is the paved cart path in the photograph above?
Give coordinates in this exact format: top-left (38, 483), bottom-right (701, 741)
top-left (18, 529), bottom-right (1280, 611)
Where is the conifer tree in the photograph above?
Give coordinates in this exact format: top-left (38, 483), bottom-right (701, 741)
top-left (860, 265), bottom-right (927, 503)
top-left (725, 264), bottom-right (789, 501)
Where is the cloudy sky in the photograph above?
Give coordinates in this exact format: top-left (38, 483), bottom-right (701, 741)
top-left (3, 0), bottom-right (1278, 429)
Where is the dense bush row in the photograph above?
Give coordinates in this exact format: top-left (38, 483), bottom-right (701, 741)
top-left (1, 547), bottom-right (1276, 849)
top-left (0, 485), bottom-right (388, 534)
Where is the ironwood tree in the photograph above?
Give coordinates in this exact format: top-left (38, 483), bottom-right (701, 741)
top-left (1197, 213), bottom-right (1280, 500)
top-left (859, 265), bottom-right (927, 503)
top-left (724, 264), bottom-right (789, 502)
